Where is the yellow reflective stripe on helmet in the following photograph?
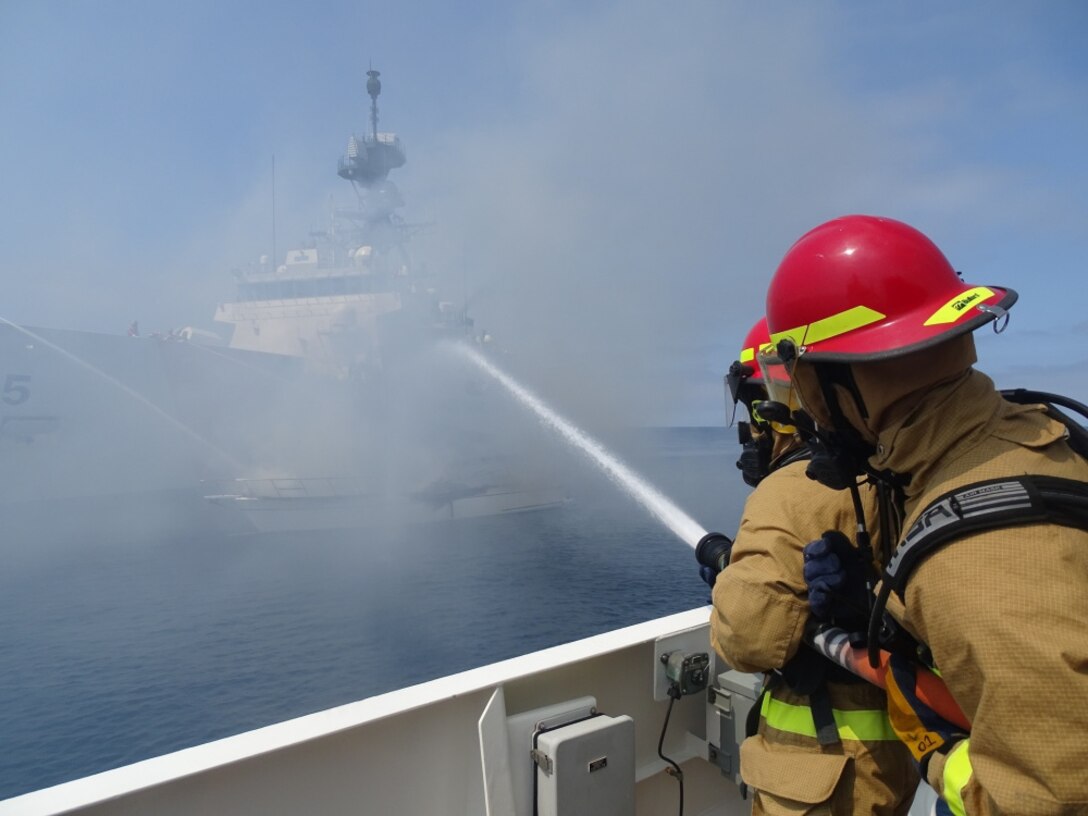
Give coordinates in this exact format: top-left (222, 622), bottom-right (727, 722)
top-left (770, 305), bottom-right (886, 350)
top-left (941, 739), bottom-right (972, 816)
top-left (740, 342), bottom-right (774, 365)
top-left (760, 694), bottom-right (899, 741)
top-left (923, 287), bottom-right (995, 326)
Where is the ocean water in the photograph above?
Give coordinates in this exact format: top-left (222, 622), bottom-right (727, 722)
top-left (0, 426), bottom-right (746, 800)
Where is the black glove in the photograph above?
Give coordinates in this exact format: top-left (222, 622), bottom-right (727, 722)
top-left (802, 530), bottom-right (870, 629)
top-left (698, 565), bottom-right (719, 590)
top-left (696, 532), bottom-right (733, 601)
top-left (696, 533), bottom-right (733, 584)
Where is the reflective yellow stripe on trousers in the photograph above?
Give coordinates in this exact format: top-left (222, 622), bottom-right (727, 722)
top-left (761, 694), bottom-right (899, 741)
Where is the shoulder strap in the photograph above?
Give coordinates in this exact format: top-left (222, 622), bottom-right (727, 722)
top-left (868, 474), bottom-right (1088, 667)
top-left (883, 475), bottom-right (1088, 599)
top-left (768, 443), bottom-right (811, 474)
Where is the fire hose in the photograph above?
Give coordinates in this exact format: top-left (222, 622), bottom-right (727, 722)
top-left (695, 532), bottom-right (970, 731)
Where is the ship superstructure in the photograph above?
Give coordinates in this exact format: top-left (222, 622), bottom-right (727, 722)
top-left (204, 69), bottom-right (564, 532)
top-left (0, 69), bottom-right (555, 541)
top-left (214, 69), bottom-right (466, 381)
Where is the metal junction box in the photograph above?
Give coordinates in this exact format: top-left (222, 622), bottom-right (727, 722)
top-left (534, 714), bottom-right (635, 816)
top-left (707, 668), bottom-right (763, 786)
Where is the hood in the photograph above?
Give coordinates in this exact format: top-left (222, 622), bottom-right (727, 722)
top-left (867, 368), bottom-right (1064, 500)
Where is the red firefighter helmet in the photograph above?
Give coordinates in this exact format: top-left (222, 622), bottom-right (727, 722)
top-left (726, 316), bottom-right (770, 401)
top-left (726, 316), bottom-right (797, 434)
top-left (765, 215), bottom-right (1017, 362)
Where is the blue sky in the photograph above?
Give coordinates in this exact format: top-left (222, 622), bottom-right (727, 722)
top-left (2, 1), bottom-right (1087, 425)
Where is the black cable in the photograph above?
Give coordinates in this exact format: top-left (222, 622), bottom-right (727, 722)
top-left (657, 686), bottom-right (685, 816)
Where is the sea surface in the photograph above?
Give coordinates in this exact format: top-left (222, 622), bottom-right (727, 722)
top-left (0, 426), bottom-right (747, 800)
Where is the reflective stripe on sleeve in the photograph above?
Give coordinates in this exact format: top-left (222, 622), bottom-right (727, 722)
top-left (941, 739), bottom-right (972, 816)
top-left (761, 693), bottom-right (900, 742)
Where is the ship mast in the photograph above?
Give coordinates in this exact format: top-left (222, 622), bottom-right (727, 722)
top-left (367, 69), bottom-right (381, 142)
top-left (337, 67), bottom-right (406, 189)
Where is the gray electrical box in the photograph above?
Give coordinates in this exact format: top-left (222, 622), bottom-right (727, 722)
top-left (707, 669), bottom-right (763, 786)
top-left (534, 714), bottom-right (635, 816)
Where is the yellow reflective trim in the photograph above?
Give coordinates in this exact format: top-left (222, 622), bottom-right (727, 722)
top-left (741, 341), bottom-right (775, 364)
top-left (767, 327), bottom-right (806, 354)
top-left (769, 305), bottom-right (886, 350)
top-left (941, 739), bottom-right (972, 816)
top-left (760, 695), bottom-right (899, 742)
top-left (923, 287), bottom-right (995, 326)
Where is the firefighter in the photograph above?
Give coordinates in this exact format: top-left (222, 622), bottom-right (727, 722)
top-left (706, 317), bottom-right (918, 815)
top-left (761, 214), bottom-right (1088, 815)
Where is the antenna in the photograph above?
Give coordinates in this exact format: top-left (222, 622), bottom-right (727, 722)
top-left (366, 68), bottom-right (382, 141)
top-left (272, 154), bottom-right (277, 268)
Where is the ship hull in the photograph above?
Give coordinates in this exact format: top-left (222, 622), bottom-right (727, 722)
top-left (0, 324), bottom-right (562, 539)
top-left (0, 323), bottom-right (304, 539)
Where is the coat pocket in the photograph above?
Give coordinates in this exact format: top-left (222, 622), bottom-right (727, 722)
top-left (740, 735), bottom-right (850, 815)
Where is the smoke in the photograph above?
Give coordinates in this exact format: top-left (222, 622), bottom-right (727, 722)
top-left (406, 1), bottom-right (1088, 425)
top-left (4, 2), bottom-right (1087, 424)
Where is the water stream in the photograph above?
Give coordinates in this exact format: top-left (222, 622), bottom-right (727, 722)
top-left (0, 318), bottom-right (242, 470)
top-left (452, 342), bottom-right (708, 548)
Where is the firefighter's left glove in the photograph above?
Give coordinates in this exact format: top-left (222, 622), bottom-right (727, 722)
top-left (698, 565), bottom-right (719, 590)
top-left (886, 653), bottom-right (969, 784)
top-left (802, 530), bottom-right (869, 628)
top-left (696, 537), bottom-right (731, 587)
top-left (695, 532), bottom-right (733, 598)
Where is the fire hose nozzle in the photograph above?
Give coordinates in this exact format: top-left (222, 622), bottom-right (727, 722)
top-left (695, 532), bottom-right (734, 573)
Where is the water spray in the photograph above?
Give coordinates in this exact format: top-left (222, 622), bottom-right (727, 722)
top-left (0, 318), bottom-right (243, 470)
top-left (452, 341), bottom-right (707, 548)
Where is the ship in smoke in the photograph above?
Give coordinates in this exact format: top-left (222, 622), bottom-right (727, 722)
top-left (213, 69), bottom-right (459, 383)
top-left (0, 69), bottom-right (564, 539)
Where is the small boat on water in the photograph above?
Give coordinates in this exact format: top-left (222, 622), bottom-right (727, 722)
top-left (203, 475), bottom-right (568, 533)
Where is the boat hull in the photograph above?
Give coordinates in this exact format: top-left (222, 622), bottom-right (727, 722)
top-left (0, 608), bottom-right (938, 815)
top-left (204, 478), bottom-right (569, 533)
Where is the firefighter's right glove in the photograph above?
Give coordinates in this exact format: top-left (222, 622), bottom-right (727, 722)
top-left (802, 530), bottom-right (869, 629)
top-left (886, 653), bottom-right (969, 785)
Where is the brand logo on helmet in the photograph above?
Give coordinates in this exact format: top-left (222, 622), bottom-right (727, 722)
top-left (923, 286), bottom-right (995, 327)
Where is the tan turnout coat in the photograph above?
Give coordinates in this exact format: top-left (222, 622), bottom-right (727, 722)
top-left (710, 459), bottom-right (918, 815)
top-left (873, 370), bottom-right (1088, 815)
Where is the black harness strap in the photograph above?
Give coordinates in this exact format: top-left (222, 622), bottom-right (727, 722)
top-left (806, 685), bottom-right (841, 746)
top-left (868, 474), bottom-right (1088, 668)
top-left (883, 475), bottom-right (1088, 600)
top-left (770, 445), bottom-right (812, 472)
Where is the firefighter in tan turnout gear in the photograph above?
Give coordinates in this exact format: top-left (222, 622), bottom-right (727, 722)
top-left (761, 214), bottom-right (1088, 816)
top-left (704, 317), bottom-right (918, 814)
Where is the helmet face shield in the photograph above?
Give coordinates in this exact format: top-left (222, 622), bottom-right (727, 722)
top-left (756, 344), bottom-right (802, 434)
top-left (725, 360), bottom-right (757, 406)
top-left (779, 354), bottom-right (834, 431)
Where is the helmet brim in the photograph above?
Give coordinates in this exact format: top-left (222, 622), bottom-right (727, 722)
top-left (773, 284), bottom-right (1017, 363)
